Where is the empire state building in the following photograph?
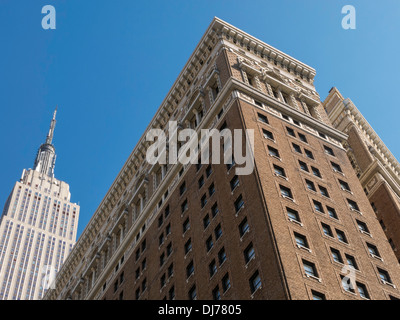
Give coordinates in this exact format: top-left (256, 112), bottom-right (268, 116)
top-left (0, 109), bottom-right (80, 300)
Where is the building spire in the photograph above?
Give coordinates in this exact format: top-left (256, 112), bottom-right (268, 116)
top-left (46, 106), bottom-right (57, 144)
top-left (33, 107), bottom-right (58, 178)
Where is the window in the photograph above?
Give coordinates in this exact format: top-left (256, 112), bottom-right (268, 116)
top-left (303, 260), bottom-right (318, 279)
top-left (331, 162), bottom-right (343, 173)
top-left (311, 290), bottom-right (326, 300)
top-left (203, 214), bottom-right (210, 229)
top-left (339, 180), bottom-right (351, 192)
top-left (367, 243), bottom-right (381, 258)
top-left (168, 263), bottom-right (174, 278)
top-left (347, 199), bottom-right (360, 212)
top-left (234, 194), bottom-right (244, 212)
top-left (244, 243), bottom-right (255, 263)
top-left (345, 254), bottom-right (358, 270)
top-left (313, 200), bottom-right (324, 213)
top-left (378, 268), bottom-right (393, 285)
top-left (299, 160), bottom-right (309, 172)
top-left (186, 260), bottom-right (194, 278)
top-left (209, 259), bottom-right (217, 277)
top-left (230, 175), bottom-right (239, 191)
top-left (305, 149), bottom-right (314, 160)
top-left (160, 253), bottom-right (165, 267)
top-left (292, 143), bottom-right (302, 154)
top-left (341, 275), bottom-right (355, 293)
top-left (294, 232), bottom-right (309, 249)
top-left (239, 217), bottom-right (250, 237)
top-left (212, 286), bottom-right (221, 300)
top-left (319, 186), bottom-right (329, 198)
top-left (327, 206), bottom-right (338, 220)
top-left (160, 274), bottom-right (166, 289)
top-left (268, 146), bottom-right (280, 158)
top-left (188, 285), bottom-right (197, 300)
top-left (321, 223), bottom-right (333, 237)
top-left (287, 207), bottom-right (301, 223)
top-left (226, 159), bottom-right (235, 171)
top-left (181, 199), bottom-right (188, 214)
top-left (305, 179), bottom-right (316, 192)
top-left (206, 236), bottom-right (214, 252)
top-left (263, 129), bottom-right (274, 140)
top-left (357, 282), bottom-right (370, 299)
top-left (298, 133), bottom-right (308, 143)
top-left (258, 113), bottom-right (269, 124)
top-left (324, 145), bottom-right (335, 156)
top-left (287, 127), bottom-right (296, 137)
top-left (214, 224), bottom-right (222, 240)
top-left (169, 286), bottom-right (175, 300)
top-left (206, 165), bottom-right (212, 177)
top-left (222, 273), bottom-right (231, 292)
top-left (311, 167), bottom-right (321, 178)
top-left (179, 182), bottom-right (186, 196)
top-left (336, 229), bottom-right (348, 244)
top-left (208, 183), bottom-right (215, 196)
top-left (273, 165), bottom-right (286, 178)
top-left (159, 233), bottom-right (165, 246)
top-left (198, 176), bottom-right (204, 189)
top-left (331, 248), bottom-right (343, 263)
top-left (356, 220), bottom-right (370, 234)
top-left (158, 214), bottom-right (164, 228)
top-left (280, 185), bottom-right (293, 200)
top-left (218, 247), bottom-right (227, 265)
top-left (250, 271), bottom-right (262, 294)
top-left (166, 223), bottom-right (171, 235)
top-left (201, 194), bottom-right (207, 208)
top-left (183, 218), bottom-right (190, 233)
top-left (184, 238), bottom-right (192, 254)
top-left (211, 202), bottom-right (219, 217)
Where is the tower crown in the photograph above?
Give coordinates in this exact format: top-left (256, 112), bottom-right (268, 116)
top-left (33, 108), bottom-right (57, 178)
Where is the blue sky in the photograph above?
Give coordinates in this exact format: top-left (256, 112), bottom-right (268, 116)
top-left (0, 0), bottom-right (399, 237)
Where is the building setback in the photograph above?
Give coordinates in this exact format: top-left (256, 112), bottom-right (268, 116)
top-left (323, 88), bottom-right (400, 262)
top-left (44, 18), bottom-right (400, 300)
top-left (0, 109), bottom-right (80, 300)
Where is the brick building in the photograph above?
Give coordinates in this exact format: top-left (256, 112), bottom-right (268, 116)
top-left (44, 18), bottom-right (400, 300)
top-left (323, 88), bottom-right (400, 263)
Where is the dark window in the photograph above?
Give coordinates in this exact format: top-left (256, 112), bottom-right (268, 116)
top-left (322, 223), bottom-right (333, 237)
top-left (209, 259), bottom-right (217, 277)
top-left (331, 248), bottom-right (343, 263)
top-left (367, 243), bottom-right (380, 258)
top-left (356, 220), bottom-right (370, 234)
top-left (313, 200), bottom-right (324, 213)
top-left (244, 242), bottom-right (255, 263)
top-left (181, 199), bottom-right (188, 213)
top-left (250, 271), bottom-right (262, 294)
top-left (234, 194), bottom-right (244, 212)
top-left (211, 202), bottom-right (219, 217)
top-left (292, 143), bottom-right (302, 154)
top-left (222, 273), bottom-right (231, 292)
top-left (294, 232), bottom-right (309, 249)
top-left (378, 268), bottom-right (392, 284)
top-left (305, 179), bottom-right (316, 192)
top-left (188, 285), bottom-right (197, 300)
top-left (230, 175), bottom-right (240, 191)
top-left (218, 247), bottom-right (227, 265)
top-left (179, 182), bottom-right (186, 195)
top-left (273, 165), bottom-right (286, 177)
top-left (280, 185), bottom-right (293, 199)
top-left (258, 113), bottom-right (269, 124)
top-left (311, 166), bottom-right (321, 178)
top-left (298, 133), bottom-right (308, 143)
top-left (319, 186), bottom-right (330, 198)
top-left (347, 199), bottom-right (360, 212)
top-left (299, 160), bottom-right (309, 172)
top-left (201, 194), bottom-right (207, 208)
top-left (286, 127), bottom-right (296, 137)
top-left (203, 214), bottom-right (210, 229)
top-left (208, 183), bottom-right (215, 196)
top-left (183, 218), bottom-right (190, 233)
top-left (268, 146), bottom-right (280, 158)
top-left (346, 254), bottom-right (358, 270)
top-left (357, 282), bottom-right (370, 299)
top-left (312, 290), bottom-right (326, 300)
top-left (185, 238), bottom-right (192, 254)
top-left (212, 286), bottom-right (221, 300)
top-left (331, 162), bottom-right (342, 173)
top-left (336, 229), bottom-right (348, 244)
top-left (263, 129), bottom-right (274, 140)
top-left (198, 176), bottom-right (205, 189)
top-left (305, 149), bottom-right (314, 160)
top-left (327, 206), bottom-right (338, 219)
top-left (239, 217), bottom-right (250, 237)
top-left (287, 207), bottom-right (301, 223)
top-left (303, 260), bottom-right (318, 278)
top-left (186, 260), bottom-right (194, 278)
top-left (206, 236), bottom-right (214, 251)
top-left (214, 224), bottom-right (222, 240)
top-left (339, 180), bottom-right (351, 192)
top-left (324, 145), bottom-right (335, 156)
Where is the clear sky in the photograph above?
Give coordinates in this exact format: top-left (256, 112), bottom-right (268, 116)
top-left (0, 0), bottom-right (399, 238)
